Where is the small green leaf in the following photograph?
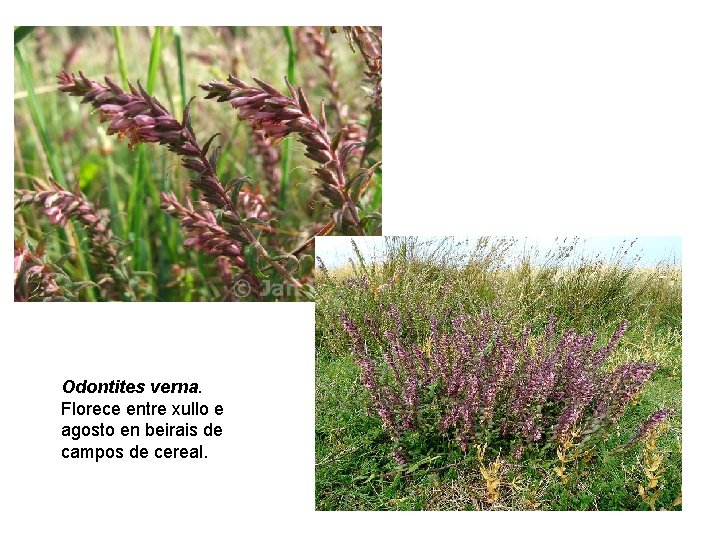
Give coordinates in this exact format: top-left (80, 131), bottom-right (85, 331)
top-left (244, 244), bottom-right (267, 279)
top-left (298, 254), bottom-right (314, 276)
top-left (270, 252), bottom-right (300, 274)
top-left (330, 128), bottom-right (346, 151)
top-left (201, 132), bottom-right (222, 157)
top-left (345, 169), bottom-right (370, 202)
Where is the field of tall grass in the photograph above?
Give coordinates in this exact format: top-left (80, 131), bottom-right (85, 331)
top-left (315, 237), bottom-right (681, 510)
top-left (14, 26), bottom-right (382, 301)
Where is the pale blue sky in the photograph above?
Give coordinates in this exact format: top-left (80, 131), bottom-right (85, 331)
top-left (316, 236), bottom-right (682, 269)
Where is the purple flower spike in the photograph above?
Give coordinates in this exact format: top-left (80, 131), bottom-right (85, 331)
top-left (339, 310), bottom-right (657, 463)
top-left (626, 408), bottom-right (673, 446)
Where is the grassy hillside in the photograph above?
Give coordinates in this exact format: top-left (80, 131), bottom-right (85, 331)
top-left (315, 237), bottom-right (681, 510)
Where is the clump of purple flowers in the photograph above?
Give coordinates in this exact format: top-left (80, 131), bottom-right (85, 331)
top-left (342, 306), bottom-right (657, 461)
top-left (626, 408), bottom-right (674, 447)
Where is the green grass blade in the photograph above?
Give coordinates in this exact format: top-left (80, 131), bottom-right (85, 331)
top-left (117, 25), bottom-right (136, 239)
top-left (112, 27), bottom-right (129, 86)
top-left (155, 26), bottom-right (187, 277)
top-left (159, 59), bottom-right (177, 118)
top-left (106, 27), bottom-right (129, 233)
top-left (14, 27), bottom-right (35, 46)
top-left (279, 26), bottom-right (296, 210)
top-left (15, 43), bottom-right (96, 300)
top-left (283, 26), bottom-right (296, 84)
top-left (15, 45), bottom-right (65, 187)
top-left (129, 26), bottom-right (165, 271)
top-left (104, 153), bottom-right (125, 235)
top-left (129, 147), bottom-right (148, 269)
top-left (173, 26), bottom-right (188, 109)
top-left (146, 27), bottom-right (164, 94)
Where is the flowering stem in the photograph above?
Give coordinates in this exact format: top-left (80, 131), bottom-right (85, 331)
top-left (236, 221), bottom-right (304, 291)
top-left (58, 69), bottom-right (306, 294)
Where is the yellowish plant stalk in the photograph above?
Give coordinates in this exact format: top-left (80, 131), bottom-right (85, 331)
top-left (637, 422), bottom-right (670, 510)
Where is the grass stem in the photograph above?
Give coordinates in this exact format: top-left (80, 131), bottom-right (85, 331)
top-left (279, 26), bottom-right (296, 210)
top-left (173, 27), bottom-right (188, 109)
top-left (129, 26), bottom-right (164, 271)
top-left (112, 27), bottom-right (129, 87)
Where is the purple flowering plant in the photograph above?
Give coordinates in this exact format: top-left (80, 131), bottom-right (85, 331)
top-left (341, 305), bottom-right (661, 464)
top-left (15, 27), bottom-right (382, 301)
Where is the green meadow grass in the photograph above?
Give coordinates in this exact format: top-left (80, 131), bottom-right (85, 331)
top-left (14, 27), bottom-right (382, 301)
top-left (315, 237), bottom-right (681, 510)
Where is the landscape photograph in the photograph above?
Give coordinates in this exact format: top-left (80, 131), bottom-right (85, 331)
top-left (315, 236), bottom-right (681, 510)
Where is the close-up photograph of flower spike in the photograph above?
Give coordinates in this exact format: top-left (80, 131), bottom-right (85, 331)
top-left (14, 26), bottom-right (382, 301)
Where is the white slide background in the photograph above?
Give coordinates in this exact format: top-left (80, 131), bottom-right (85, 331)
top-left (2, 304), bottom-right (315, 538)
top-left (4, 1), bottom-right (720, 538)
